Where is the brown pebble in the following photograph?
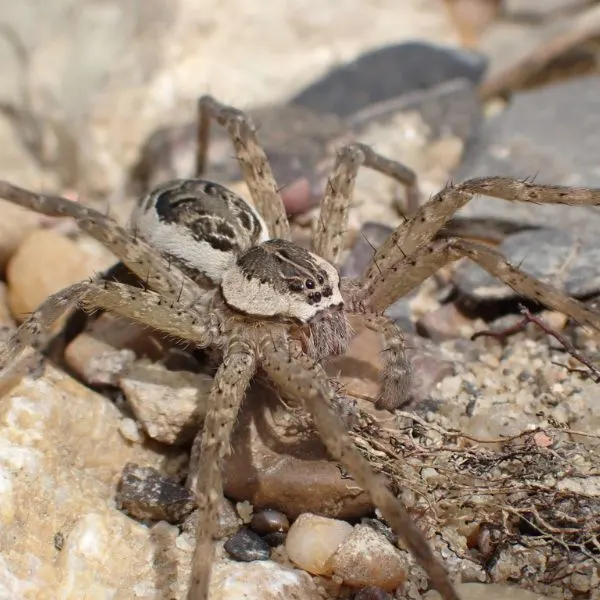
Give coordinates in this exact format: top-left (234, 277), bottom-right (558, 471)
top-left (330, 525), bottom-right (407, 591)
top-left (250, 509), bottom-right (290, 535)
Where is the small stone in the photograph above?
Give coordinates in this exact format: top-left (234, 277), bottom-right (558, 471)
top-left (236, 500), bottom-right (254, 523)
top-left (341, 222), bottom-right (395, 279)
top-left (116, 463), bottom-right (196, 523)
top-left (120, 362), bottom-right (213, 445)
top-left (210, 560), bottom-right (321, 600)
top-left (224, 528), bottom-right (271, 562)
top-left (250, 509), bottom-right (290, 535)
top-left (6, 229), bottom-right (115, 319)
top-left (329, 525), bottom-right (407, 591)
top-left (416, 303), bottom-right (477, 341)
top-left (118, 417), bottom-right (142, 443)
top-left (64, 313), bottom-right (163, 387)
top-left (285, 513), bottom-right (353, 576)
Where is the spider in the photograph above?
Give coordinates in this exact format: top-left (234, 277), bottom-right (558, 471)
top-left (1, 96), bottom-right (600, 600)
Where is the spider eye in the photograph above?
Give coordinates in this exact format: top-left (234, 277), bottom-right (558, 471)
top-left (305, 279), bottom-right (315, 289)
top-left (317, 275), bottom-right (324, 285)
top-left (289, 281), bottom-right (303, 292)
top-left (204, 183), bottom-right (216, 195)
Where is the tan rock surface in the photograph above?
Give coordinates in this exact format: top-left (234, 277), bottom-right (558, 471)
top-left (0, 1), bottom-right (457, 199)
top-left (6, 229), bottom-right (115, 319)
top-left (0, 364), bottom-right (188, 597)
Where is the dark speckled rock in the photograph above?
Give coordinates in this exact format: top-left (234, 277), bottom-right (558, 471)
top-left (453, 227), bottom-right (600, 302)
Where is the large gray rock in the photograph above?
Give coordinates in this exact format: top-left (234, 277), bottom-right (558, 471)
top-left (456, 76), bottom-right (600, 231)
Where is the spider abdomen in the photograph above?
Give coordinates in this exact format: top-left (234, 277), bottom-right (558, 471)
top-left (131, 178), bottom-right (269, 283)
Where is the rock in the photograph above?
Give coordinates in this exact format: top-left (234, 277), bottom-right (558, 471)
top-left (285, 513), bottom-right (354, 575)
top-left (250, 509), bottom-right (290, 536)
top-left (457, 77), bottom-right (600, 232)
top-left (210, 559), bottom-right (321, 600)
top-left (116, 462), bottom-right (196, 524)
top-left (416, 302), bottom-right (479, 341)
top-left (454, 227), bottom-right (600, 302)
top-left (119, 361), bottom-right (214, 445)
top-left (341, 222), bottom-right (394, 279)
top-left (426, 582), bottom-right (555, 599)
top-left (329, 525), bottom-right (407, 591)
top-left (290, 42), bottom-right (487, 118)
top-left (0, 364), bottom-right (185, 597)
top-left (221, 386), bottom-right (373, 519)
top-left (64, 312), bottom-right (166, 386)
top-left (6, 229), bottom-right (115, 319)
top-left (224, 528), bottom-right (271, 562)
top-left (325, 323), bottom-right (455, 407)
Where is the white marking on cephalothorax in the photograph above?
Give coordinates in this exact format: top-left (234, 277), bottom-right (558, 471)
top-left (221, 252), bottom-right (343, 322)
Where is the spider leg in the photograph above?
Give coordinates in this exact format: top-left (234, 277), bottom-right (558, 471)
top-left (196, 95), bottom-right (291, 240)
top-left (0, 181), bottom-right (205, 305)
top-left (313, 142), bottom-right (419, 266)
top-left (362, 313), bottom-right (412, 410)
top-left (362, 237), bottom-right (600, 333)
top-left (364, 177), bottom-right (600, 286)
top-left (0, 280), bottom-right (221, 385)
top-left (187, 339), bottom-right (256, 600)
top-left (260, 336), bottom-right (460, 600)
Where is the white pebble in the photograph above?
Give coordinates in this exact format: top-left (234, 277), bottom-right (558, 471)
top-left (211, 560), bottom-right (320, 600)
top-left (118, 418), bottom-right (141, 443)
top-left (285, 513), bottom-right (353, 575)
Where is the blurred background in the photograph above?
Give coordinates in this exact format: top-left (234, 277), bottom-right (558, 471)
top-left (0, 0), bottom-right (598, 204)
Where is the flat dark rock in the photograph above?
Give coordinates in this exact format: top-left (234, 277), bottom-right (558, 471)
top-left (290, 41), bottom-right (487, 118)
top-left (453, 76), bottom-right (600, 302)
top-left (224, 527), bottom-right (271, 562)
top-left (116, 462), bottom-right (196, 524)
top-left (453, 227), bottom-right (600, 301)
top-left (456, 76), bottom-right (600, 233)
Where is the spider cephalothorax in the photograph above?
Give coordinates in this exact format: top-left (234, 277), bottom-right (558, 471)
top-left (133, 178), bottom-right (352, 359)
top-left (2, 95), bottom-right (600, 600)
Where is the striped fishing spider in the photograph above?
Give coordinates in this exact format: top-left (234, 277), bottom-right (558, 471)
top-left (1, 96), bottom-right (600, 600)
